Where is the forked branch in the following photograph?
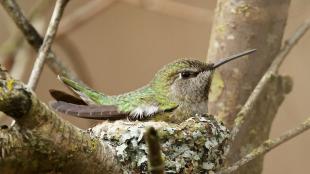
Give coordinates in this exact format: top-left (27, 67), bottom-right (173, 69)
top-left (231, 18), bottom-right (310, 141)
top-left (218, 117), bottom-right (310, 174)
top-left (0, 0), bottom-right (79, 82)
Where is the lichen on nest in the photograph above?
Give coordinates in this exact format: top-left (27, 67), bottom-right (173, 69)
top-left (88, 114), bottom-right (230, 173)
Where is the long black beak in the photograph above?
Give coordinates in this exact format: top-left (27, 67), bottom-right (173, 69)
top-left (213, 49), bottom-right (256, 69)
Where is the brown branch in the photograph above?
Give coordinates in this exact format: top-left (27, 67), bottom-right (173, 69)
top-left (144, 127), bottom-right (164, 174)
top-left (271, 19), bottom-right (310, 72)
top-left (0, 68), bottom-right (121, 173)
top-left (28, 0), bottom-right (69, 90)
top-left (123, 0), bottom-right (212, 23)
top-left (0, 0), bottom-right (108, 84)
top-left (231, 18), bottom-right (310, 141)
top-left (0, 0), bottom-right (80, 82)
top-left (219, 17), bottom-right (310, 174)
top-left (218, 117), bottom-right (310, 174)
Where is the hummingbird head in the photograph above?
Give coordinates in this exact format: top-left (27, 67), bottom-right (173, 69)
top-left (151, 49), bottom-right (256, 113)
top-left (152, 59), bottom-right (214, 105)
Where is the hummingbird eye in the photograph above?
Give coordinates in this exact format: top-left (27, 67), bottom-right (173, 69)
top-left (179, 71), bottom-right (199, 79)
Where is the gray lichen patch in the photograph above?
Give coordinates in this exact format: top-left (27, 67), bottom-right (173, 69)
top-left (88, 115), bottom-right (230, 173)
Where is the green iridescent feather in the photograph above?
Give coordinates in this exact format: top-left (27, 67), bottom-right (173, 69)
top-left (59, 76), bottom-right (177, 113)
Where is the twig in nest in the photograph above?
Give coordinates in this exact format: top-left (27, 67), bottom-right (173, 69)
top-left (144, 127), bottom-right (165, 174)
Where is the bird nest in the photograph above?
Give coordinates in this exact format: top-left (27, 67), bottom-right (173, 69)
top-left (88, 114), bottom-right (230, 173)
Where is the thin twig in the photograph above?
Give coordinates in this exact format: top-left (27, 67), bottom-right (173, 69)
top-left (230, 19), bottom-right (310, 141)
top-left (0, 0), bottom-right (79, 82)
top-left (57, 0), bottom-right (116, 39)
top-left (144, 127), bottom-right (164, 174)
top-left (218, 117), bottom-right (310, 174)
top-left (271, 19), bottom-right (310, 72)
top-left (221, 18), bottom-right (310, 172)
top-left (0, 0), bottom-right (50, 77)
top-left (28, 0), bottom-right (70, 90)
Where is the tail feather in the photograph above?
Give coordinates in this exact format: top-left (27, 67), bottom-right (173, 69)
top-left (49, 89), bottom-right (87, 105)
top-left (50, 101), bottom-right (128, 120)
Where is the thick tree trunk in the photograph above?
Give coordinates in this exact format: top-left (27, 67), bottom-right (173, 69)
top-left (207, 0), bottom-right (291, 173)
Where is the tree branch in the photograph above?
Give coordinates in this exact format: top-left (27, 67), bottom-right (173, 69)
top-left (0, 68), bottom-right (121, 173)
top-left (206, 1), bottom-right (291, 173)
top-left (271, 19), bottom-right (310, 72)
top-left (0, 0), bottom-right (80, 82)
top-left (144, 127), bottom-right (164, 174)
top-left (231, 18), bottom-right (310, 141)
top-left (28, 0), bottom-right (69, 90)
top-left (218, 117), bottom-right (310, 174)
top-left (217, 17), bottom-right (310, 174)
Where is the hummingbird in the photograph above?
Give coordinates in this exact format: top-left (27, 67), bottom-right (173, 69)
top-left (50, 49), bottom-right (256, 123)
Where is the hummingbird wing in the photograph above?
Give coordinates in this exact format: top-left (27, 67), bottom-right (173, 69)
top-left (116, 89), bottom-right (178, 120)
top-left (51, 76), bottom-right (178, 121)
top-left (57, 76), bottom-right (109, 105)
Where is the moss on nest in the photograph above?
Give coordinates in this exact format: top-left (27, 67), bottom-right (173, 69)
top-left (88, 114), bottom-right (230, 173)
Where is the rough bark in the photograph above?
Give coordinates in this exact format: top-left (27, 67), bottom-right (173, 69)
top-left (206, 0), bottom-right (291, 173)
top-left (0, 73), bottom-right (121, 173)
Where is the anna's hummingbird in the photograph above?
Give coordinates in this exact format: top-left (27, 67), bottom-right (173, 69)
top-left (50, 49), bottom-right (256, 123)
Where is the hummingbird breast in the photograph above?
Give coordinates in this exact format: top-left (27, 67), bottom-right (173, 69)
top-left (130, 105), bottom-right (159, 119)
